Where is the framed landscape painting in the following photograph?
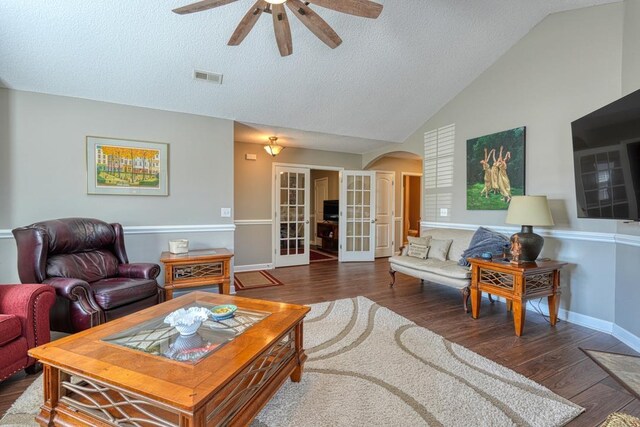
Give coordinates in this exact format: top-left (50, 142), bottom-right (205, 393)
top-left (466, 127), bottom-right (525, 210)
top-left (86, 136), bottom-right (169, 196)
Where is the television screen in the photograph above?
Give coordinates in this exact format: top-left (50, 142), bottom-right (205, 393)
top-left (571, 88), bottom-right (640, 220)
top-left (323, 200), bottom-right (339, 221)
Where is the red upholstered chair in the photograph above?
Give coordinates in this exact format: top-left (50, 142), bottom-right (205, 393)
top-left (12, 218), bottom-right (162, 333)
top-left (0, 284), bottom-right (56, 381)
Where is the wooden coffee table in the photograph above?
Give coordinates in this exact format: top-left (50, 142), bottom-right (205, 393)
top-left (29, 292), bottom-right (309, 426)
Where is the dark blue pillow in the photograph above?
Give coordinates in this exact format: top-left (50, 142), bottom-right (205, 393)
top-left (458, 227), bottom-right (510, 266)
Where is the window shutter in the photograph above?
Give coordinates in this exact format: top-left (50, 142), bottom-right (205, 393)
top-left (423, 124), bottom-right (455, 222)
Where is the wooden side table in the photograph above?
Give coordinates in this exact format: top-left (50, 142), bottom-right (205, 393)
top-left (468, 258), bottom-right (566, 336)
top-left (160, 248), bottom-right (234, 300)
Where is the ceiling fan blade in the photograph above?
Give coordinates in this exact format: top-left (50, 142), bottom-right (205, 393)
top-left (272, 4), bottom-right (293, 57)
top-left (172, 0), bottom-right (238, 15)
top-left (286, 0), bottom-right (342, 49)
top-left (228, 0), bottom-right (267, 46)
top-left (306, 0), bottom-right (383, 19)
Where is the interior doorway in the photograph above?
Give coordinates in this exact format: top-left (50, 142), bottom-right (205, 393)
top-left (311, 170), bottom-right (340, 263)
top-left (402, 173), bottom-right (423, 247)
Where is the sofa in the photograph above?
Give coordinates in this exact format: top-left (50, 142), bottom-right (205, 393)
top-left (389, 228), bottom-right (478, 311)
top-left (12, 218), bottom-right (162, 333)
top-left (0, 284), bottom-right (56, 381)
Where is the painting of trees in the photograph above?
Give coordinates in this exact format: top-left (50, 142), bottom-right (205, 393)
top-left (95, 145), bottom-right (160, 188)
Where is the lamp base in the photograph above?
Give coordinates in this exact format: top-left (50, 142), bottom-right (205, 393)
top-left (510, 225), bottom-right (544, 262)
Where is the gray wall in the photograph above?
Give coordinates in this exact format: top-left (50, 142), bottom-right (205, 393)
top-left (0, 89), bottom-right (234, 284)
top-left (234, 141), bottom-right (362, 267)
top-left (362, 3), bottom-right (627, 325)
top-left (614, 0), bottom-right (640, 338)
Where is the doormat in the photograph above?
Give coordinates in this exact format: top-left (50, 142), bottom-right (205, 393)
top-left (310, 248), bottom-right (338, 262)
top-left (581, 348), bottom-right (640, 400)
top-left (234, 270), bottom-right (284, 291)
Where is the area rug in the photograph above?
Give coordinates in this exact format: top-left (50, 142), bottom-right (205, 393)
top-left (310, 248), bottom-right (338, 262)
top-left (234, 270), bottom-right (283, 291)
top-left (1, 297), bottom-right (583, 426)
top-left (582, 348), bottom-right (640, 400)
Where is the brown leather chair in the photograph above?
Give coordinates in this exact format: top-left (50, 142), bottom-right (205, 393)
top-left (12, 218), bottom-right (162, 333)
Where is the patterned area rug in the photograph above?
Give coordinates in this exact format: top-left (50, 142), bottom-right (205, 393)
top-left (582, 348), bottom-right (640, 400)
top-left (310, 248), bottom-right (338, 262)
top-left (234, 270), bottom-right (284, 291)
top-left (1, 297), bottom-right (583, 426)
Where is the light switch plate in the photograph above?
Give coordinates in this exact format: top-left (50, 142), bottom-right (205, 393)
top-left (221, 208), bottom-right (231, 217)
top-left (439, 208), bottom-right (449, 217)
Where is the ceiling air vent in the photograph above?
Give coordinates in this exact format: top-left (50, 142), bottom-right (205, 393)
top-left (194, 70), bottom-right (223, 84)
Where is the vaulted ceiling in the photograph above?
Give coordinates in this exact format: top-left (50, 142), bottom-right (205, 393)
top-left (0, 0), bottom-right (617, 153)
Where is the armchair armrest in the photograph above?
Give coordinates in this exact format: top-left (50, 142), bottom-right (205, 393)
top-left (118, 263), bottom-right (161, 280)
top-left (0, 284), bottom-right (56, 349)
top-left (43, 277), bottom-right (103, 332)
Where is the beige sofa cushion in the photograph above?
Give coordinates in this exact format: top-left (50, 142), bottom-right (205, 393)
top-left (389, 256), bottom-right (471, 280)
top-left (422, 228), bottom-right (474, 261)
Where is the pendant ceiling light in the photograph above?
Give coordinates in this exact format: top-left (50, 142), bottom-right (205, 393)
top-left (264, 136), bottom-right (284, 157)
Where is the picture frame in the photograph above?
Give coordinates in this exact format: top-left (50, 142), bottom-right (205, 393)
top-left (466, 126), bottom-right (525, 210)
top-left (86, 136), bottom-right (169, 196)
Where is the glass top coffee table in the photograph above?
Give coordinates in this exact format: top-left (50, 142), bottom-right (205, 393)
top-left (29, 292), bottom-right (309, 427)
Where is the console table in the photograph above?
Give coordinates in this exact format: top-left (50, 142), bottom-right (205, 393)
top-left (317, 222), bottom-right (339, 252)
top-left (160, 248), bottom-right (233, 299)
top-left (468, 258), bottom-right (566, 336)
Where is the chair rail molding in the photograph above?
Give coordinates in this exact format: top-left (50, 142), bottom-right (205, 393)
top-left (420, 221), bottom-right (640, 247)
top-left (0, 224), bottom-right (235, 239)
top-left (234, 219), bottom-right (273, 226)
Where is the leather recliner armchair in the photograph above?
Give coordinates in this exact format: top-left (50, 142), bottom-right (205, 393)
top-left (12, 218), bottom-right (162, 333)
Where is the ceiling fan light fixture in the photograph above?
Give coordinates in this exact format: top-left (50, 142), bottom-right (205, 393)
top-left (266, 0), bottom-right (287, 4)
top-left (264, 136), bottom-right (285, 157)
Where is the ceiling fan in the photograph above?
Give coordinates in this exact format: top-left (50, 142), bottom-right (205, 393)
top-left (172, 0), bottom-right (383, 57)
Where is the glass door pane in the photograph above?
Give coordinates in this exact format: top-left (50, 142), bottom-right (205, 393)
top-left (275, 167), bottom-right (310, 267)
top-left (340, 171), bottom-right (375, 262)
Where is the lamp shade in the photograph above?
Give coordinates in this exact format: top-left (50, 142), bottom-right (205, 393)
top-left (264, 144), bottom-right (284, 156)
top-left (505, 196), bottom-right (554, 226)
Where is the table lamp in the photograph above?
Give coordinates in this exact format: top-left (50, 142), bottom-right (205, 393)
top-left (505, 195), bottom-right (554, 262)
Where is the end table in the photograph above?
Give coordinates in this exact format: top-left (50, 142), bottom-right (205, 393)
top-left (160, 248), bottom-right (234, 300)
top-left (468, 258), bottom-right (566, 336)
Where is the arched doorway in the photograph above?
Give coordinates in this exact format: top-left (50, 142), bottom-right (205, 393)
top-left (364, 151), bottom-right (423, 255)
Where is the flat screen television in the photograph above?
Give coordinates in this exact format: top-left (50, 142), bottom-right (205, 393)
top-left (323, 200), bottom-right (339, 221)
top-left (571, 88), bottom-right (640, 221)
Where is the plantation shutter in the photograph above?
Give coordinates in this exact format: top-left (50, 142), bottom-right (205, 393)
top-left (423, 124), bottom-right (455, 222)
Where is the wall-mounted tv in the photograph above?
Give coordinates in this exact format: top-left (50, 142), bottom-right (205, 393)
top-left (571, 88), bottom-right (640, 221)
top-left (323, 200), bottom-right (339, 221)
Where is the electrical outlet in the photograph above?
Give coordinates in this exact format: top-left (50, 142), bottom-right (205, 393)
top-left (439, 208), bottom-right (449, 217)
top-left (221, 208), bottom-right (231, 217)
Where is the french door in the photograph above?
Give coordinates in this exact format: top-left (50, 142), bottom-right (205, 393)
top-left (275, 166), bottom-right (310, 267)
top-left (339, 171), bottom-right (376, 262)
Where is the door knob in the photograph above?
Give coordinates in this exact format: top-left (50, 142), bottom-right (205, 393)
top-left (306, 220), bottom-right (310, 224)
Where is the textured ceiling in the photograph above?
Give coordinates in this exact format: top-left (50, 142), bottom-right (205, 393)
top-left (0, 0), bottom-right (618, 153)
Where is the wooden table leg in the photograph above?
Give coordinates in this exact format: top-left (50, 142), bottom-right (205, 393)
top-left (512, 300), bottom-right (526, 336)
top-left (290, 322), bottom-right (305, 382)
top-left (165, 287), bottom-right (173, 301)
top-left (506, 299), bottom-right (513, 312)
top-left (471, 287), bottom-right (482, 319)
top-left (548, 293), bottom-right (559, 326)
top-left (221, 279), bottom-right (231, 295)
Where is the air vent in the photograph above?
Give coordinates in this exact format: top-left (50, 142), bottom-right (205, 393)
top-left (194, 70), bottom-right (223, 84)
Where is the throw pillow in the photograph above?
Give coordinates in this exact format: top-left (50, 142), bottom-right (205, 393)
top-left (458, 227), bottom-right (510, 266)
top-left (405, 236), bottom-right (431, 259)
top-left (428, 238), bottom-right (452, 261)
top-left (407, 243), bottom-right (429, 259)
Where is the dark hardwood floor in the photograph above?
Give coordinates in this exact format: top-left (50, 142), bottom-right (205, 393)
top-left (1, 258), bottom-right (638, 425)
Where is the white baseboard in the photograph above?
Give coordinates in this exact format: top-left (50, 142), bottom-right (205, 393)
top-left (612, 324), bottom-right (640, 353)
top-left (234, 263), bottom-right (274, 272)
top-left (487, 295), bottom-right (615, 334)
